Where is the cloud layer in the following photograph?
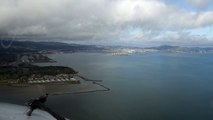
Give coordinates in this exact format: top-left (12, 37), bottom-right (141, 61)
top-left (186, 0), bottom-right (212, 8)
top-left (0, 0), bottom-right (213, 46)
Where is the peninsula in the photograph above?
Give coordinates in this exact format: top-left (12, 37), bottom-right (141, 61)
top-left (1, 40), bottom-right (213, 86)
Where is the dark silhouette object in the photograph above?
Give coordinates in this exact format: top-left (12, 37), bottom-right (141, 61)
top-left (38, 93), bottom-right (49, 103)
top-left (27, 93), bottom-right (48, 116)
top-left (26, 94), bottom-right (66, 120)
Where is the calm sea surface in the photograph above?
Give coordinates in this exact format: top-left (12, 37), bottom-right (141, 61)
top-left (1, 52), bottom-right (213, 120)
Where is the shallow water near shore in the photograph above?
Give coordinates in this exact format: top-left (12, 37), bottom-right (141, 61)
top-left (1, 52), bottom-right (213, 120)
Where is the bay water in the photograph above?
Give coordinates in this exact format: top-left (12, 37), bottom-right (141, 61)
top-left (1, 52), bottom-right (213, 120)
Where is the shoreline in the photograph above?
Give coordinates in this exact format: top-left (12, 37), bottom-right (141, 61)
top-left (0, 75), bottom-right (110, 96)
top-left (76, 75), bottom-right (102, 82)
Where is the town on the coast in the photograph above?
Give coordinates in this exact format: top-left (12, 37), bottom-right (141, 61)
top-left (1, 40), bottom-right (213, 86)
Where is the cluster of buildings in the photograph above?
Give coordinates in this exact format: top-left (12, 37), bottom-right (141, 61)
top-left (109, 48), bottom-right (158, 56)
top-left (9, 74), bottom-right (80, 84)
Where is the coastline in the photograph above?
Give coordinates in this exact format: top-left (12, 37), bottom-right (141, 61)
top-left (0, 75), bottom-right (110, 96)
top-left (0, 52), bottom-right (110, 95)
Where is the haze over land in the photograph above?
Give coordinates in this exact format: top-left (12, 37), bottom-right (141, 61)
top-left (0, 0), bottom-right (213, 47)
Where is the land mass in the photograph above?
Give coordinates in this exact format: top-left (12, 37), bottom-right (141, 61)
top-left (1, 40), bottom-right (213, 57)
top-left (0, 64), bottom-right (79, 85)
top-left (1, 40), bottom-right (213, 85)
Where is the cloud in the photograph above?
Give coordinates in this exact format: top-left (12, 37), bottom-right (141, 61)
top-left (0, 0), bottom-right (213, 46)
top-left (186, 0), bottom-right (212, 8)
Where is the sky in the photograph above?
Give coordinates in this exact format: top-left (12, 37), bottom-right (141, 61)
top-left (0, 0), bottom-right (213, 47)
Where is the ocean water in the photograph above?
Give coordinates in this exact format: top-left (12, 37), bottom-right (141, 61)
top-left (1, 52), bottom-right (213, 120)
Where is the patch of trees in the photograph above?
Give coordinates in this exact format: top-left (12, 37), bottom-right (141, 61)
top-left (0, 66), bottom-right (78, 81)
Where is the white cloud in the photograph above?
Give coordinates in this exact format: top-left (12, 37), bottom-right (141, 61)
top-left (0, 0), bottom-right (213, 46)
top-left (186, 0), bottom-right (211, 7)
